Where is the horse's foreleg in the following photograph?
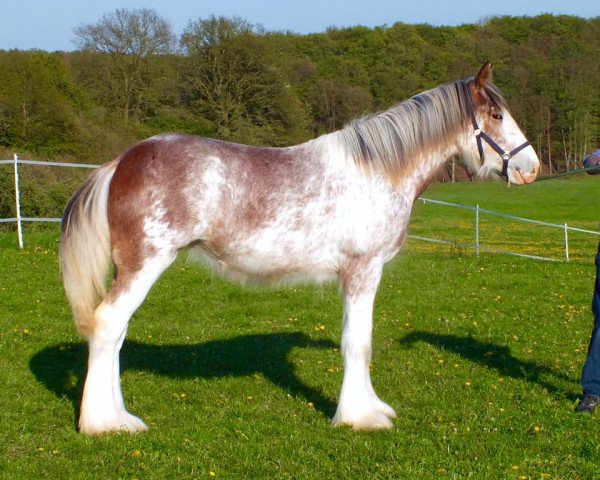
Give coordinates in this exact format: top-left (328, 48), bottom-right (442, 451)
top-left (332, 258), bottom-right (396, 430)
top-left (78, 252), bottom-right (176, 435)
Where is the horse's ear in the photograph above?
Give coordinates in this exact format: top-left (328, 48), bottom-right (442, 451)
top-left (475, 61), bottom-right (493, 88)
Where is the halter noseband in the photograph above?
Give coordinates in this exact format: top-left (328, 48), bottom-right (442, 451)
top-left (457, 81), bottom-right (531, 180)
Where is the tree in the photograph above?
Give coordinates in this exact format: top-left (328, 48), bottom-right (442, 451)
top-left (0, 50), bottom-right (84, 154)
top-left (73, 8), bottom-right (175, 122)
top-left (309, 79), bottom-right (373, 134)
top-left (180, 16), bottom-right (309, 145)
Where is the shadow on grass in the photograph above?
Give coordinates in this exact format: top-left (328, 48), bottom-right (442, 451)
top-left (400, 331), bottom-right (579, 402)
top-left (29, 332), bottom-right (338, 427)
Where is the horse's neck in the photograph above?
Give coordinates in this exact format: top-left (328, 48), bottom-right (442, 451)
top-left (400, 144), bottom-right (458, 199)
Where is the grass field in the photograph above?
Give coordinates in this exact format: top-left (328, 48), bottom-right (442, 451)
top-left (1, 175), bottom-right (599, 479)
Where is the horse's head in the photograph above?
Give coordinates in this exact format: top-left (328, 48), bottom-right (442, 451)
top-left (583, 151), bottom-right (600, 175)
top-left (459, 62), bottom-right (540, 185)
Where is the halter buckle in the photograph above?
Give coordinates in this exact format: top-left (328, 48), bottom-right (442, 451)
top-left (501, 152), bottom-right (511, 161)
top-left (473, 128), bottom-right (481, 137)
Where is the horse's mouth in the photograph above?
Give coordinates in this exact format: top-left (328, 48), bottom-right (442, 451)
top-left (517, 167), bottom-right (539, 185)
top-left (495, 168), bottom-right (538, 185)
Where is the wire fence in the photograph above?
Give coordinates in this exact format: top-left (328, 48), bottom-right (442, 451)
top-left (1, 155), bottom-right (599, 259)
top-left (0, 155), bottom-right (98, 248)
top-left (411, 197), bottom-right (599, 262)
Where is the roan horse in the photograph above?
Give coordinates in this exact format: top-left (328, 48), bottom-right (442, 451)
top-left (60, 62), bottom-right (540, 435)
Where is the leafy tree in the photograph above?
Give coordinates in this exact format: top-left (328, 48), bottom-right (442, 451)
top-left (309, 79), bottom-right (373, 134)
top-left (73, 8), bottom-right (175, 122)
top-left (0, 50), bottom-right (84, 154)
top-left (180, 16), bottom-right (308, 145)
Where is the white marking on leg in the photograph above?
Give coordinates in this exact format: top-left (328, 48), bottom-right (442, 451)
top-left (78, 253), bottom-right (175, 435)
top-left (332, 262), bottom-right (396, 430)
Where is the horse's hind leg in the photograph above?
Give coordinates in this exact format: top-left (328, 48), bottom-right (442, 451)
top-left (78, 251), bottom-right (176, 435)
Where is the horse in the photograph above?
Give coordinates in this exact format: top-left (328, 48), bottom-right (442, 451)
top-left (60, 62), bottom-right (540, 435)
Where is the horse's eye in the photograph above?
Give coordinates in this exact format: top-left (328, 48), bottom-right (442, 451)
top-left (491, 112), bottom-right (503, 121)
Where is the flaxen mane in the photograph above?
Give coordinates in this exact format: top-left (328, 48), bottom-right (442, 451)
top-left (336, 79), bottom-right (506, 179)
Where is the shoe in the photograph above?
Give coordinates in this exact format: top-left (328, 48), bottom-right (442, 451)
top-left (576, 393), bottom-right (600, 413)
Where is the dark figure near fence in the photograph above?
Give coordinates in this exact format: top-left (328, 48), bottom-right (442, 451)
top-left (576, 153), bottom-right (600, 413)
top-left (583, 149), bottom-right (600, 175)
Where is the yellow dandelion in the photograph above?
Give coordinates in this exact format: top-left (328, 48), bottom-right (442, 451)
top-left (209, 472), bottom-right (216, 477)
top-left (511, 465), bottom-right (519, 470)
top-left (464, 381), bottom-right (472, 387)
top-left (37, 447), bottom-right (45, 453)
top-left (438, 359), bottom-right (446, 365)
top-left (132, 450), bottom-right (142, 458)
top-left (533, 425), bottom-right (541, 433)
top-left (307, 402), bottom-right (314, 409)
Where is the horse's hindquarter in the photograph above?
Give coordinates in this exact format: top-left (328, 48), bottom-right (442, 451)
top-left (107, 134), bottom-right (412, 284)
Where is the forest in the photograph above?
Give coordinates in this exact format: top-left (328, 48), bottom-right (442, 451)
top-left (0, 11), bottom-right (599, 219)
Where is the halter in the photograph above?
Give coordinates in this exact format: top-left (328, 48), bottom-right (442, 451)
top-left (457, 81), bottom-right (531, 180)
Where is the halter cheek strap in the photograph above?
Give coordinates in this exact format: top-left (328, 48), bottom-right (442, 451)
top-left (458, 81), bottom-right (531, 181)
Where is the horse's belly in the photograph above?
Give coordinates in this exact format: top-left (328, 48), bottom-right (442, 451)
top-left (190, 230), bottom-right (340, 285)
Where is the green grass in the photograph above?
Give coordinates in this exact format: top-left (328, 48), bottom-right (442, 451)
top-left (411, 175), bottom-right (599, 263)
top-left (0, 176), bottom-right (599, 479)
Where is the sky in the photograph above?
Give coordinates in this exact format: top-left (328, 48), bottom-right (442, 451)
top-left (1, 0), bottom-right (598, 52)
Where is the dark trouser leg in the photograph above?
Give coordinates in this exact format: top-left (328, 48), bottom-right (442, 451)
top-left (581, 241), bottom-right (600, 395)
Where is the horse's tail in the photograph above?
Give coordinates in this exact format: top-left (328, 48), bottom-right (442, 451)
top-left (59, 160), bottom-right (118, 338)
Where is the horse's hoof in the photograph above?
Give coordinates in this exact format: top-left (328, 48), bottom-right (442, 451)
top-left (79, 413), bottom-right (148, 436)
top-left (331, 407), bottom-right (395, 430)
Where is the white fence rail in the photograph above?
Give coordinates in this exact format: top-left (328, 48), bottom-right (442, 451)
top-left (413, 198), bottom-right (599, 262)
top-left (1, 155), bottom-right (599, 258)
top-left (0, 155), bottom-right (99, 248)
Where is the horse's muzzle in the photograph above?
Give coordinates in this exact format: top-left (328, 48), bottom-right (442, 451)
top-left (513, 164), bottom-right (540, 185)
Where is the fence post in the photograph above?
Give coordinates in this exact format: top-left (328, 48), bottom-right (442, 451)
top-left (13, 153), bottom-right (23, 249)
top-left (475, 204), bottom-right (480, 256)
top-left (564, 223), bottom-right (569, 262)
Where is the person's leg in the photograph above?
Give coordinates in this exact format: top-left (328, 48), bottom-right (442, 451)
top-left (577, 241), bottom-right (600, 412)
